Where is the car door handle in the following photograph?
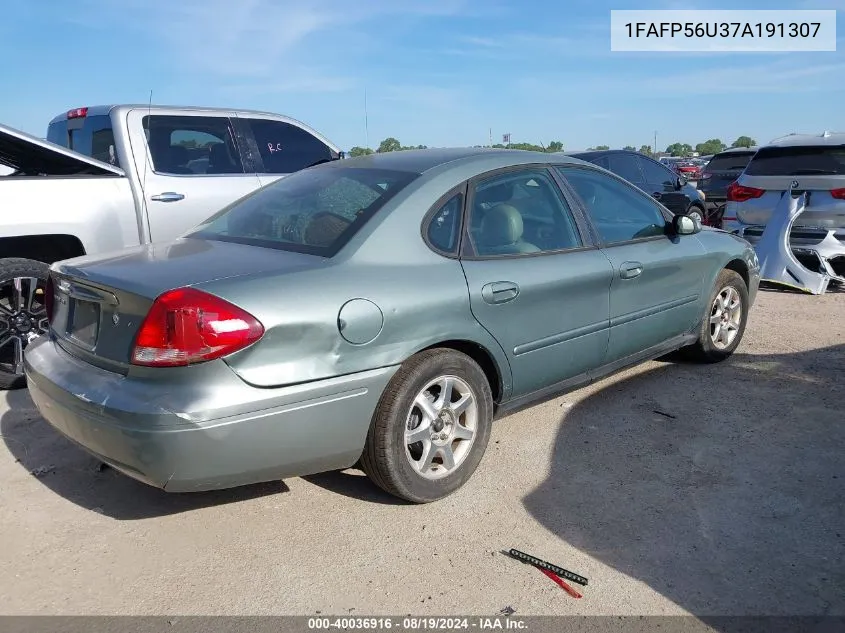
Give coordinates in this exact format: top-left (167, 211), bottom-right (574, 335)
top-left (619, 262), bottom-right (643, 279)
top-left (150, 192), bottom-right (185, 202)
top-left (481, 281), bottom-right (520, 304)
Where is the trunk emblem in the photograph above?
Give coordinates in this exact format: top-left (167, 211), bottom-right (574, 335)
top-left (791, 180), bottom-right (800, 189)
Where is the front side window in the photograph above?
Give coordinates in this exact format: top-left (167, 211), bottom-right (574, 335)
top-left (606, 154), bottom-right (644, 186)
top-left (244, 118), bottom-right (334, 174)
top-left (557, 167), bottom-right (668, 244)
top-left (189, 167), bottom-right (419, 257)
top-left (143, 115), bottom-right (244, 175)
top-left (638, 157), bottom-right (677, 188)
top-left (468, 169), bottom-right (582, 256)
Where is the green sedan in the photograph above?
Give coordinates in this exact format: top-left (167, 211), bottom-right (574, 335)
top-left (24, 148), bottom-right (760, 503)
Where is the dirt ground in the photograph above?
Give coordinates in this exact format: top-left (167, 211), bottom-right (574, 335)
top-left (1, 289), bottom-right (843, 618)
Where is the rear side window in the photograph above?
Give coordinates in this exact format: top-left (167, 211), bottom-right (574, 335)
top-left (47, 114), bottom-right (119, 167)
top-left (705, 152), bottom-right (756, 172)
top-left (189, 167), bottom-right (419, 257)
top-left (744, 145), bottom-right (845, 176)
top-left (426, 193), bottom-right (464, 254)
top-left (142, 115), bottom-right (244, 175)
top-left (605, 154), bottom-right (644, 186)
top-left (243, 118), bottom-right (334, 174)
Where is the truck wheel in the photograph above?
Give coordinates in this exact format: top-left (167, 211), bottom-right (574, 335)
top-left (0, 258), bottom-right (51, 390)
top-left (360, 349), bottom-right (494, 503)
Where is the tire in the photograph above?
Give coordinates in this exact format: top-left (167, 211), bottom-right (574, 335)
top-left (360, 348), bottom-right (494, 503)
top-left (681, 269), bottom-right (749, 363)
top-left (0, 258), bottom-right (51, 390)
top-left (687, 204), bottom-right (705, 225)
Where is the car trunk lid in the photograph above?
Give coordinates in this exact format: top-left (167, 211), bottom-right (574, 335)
top-left (49, 238), bottom-right (329, 370)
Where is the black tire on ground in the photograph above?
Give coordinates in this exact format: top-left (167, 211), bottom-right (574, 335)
top-left (681, 268), bottom-right (749, 363)
top-left (0, 258), bottom-right (51, 390)
top-left (360, 348), bottom-right (494, 503)
top-left (687, 204), bottom-right (705, 224)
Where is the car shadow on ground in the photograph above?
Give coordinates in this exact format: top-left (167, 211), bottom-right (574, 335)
top-left (523, 343), bottom-right (845, 618)
top-left (1, 389), bottom-right (286, 520)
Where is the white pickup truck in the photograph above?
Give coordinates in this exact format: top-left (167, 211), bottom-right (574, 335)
top-left (0, 104), bottom-right (341, 388)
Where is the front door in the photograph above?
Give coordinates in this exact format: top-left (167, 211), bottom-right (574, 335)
top-left (125, 109), bottom-right (261, 243)
top-left (555, 165), bottom-right (709, 363)
top-left (459, 166), bottom-right (614, 398)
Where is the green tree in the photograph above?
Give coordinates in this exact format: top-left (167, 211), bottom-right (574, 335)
top-left (623, 145), bottom-right (636, 151)
top-left (594, 145), bottom-right (610, 150)
top-left (666, 142), bottom-right (693, 157)
top-left (546, 141), bottom-right (564, 153)
top-left (639, 145), bottom-right (652, 156)
top-left (696, 139), bottom-right (727, 155)
top-left (377, 137), bottom-right (402, 153)
top-left (731, 135), bottom-right (757, 148)
top-left (348, 146), bottom-right (373, 157)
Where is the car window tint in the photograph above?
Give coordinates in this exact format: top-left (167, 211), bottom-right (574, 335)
top-left (557, 167), bottom-right (667, 244)
top-left (638, 157), bottom-right (676, 187)
top-left (142, 115), bottom-right (243, 175)
top-left (47, 114), bottom-right (120, 167)
top-left (605, 154), bottom-right (644, 185)
top-left (744, 145), bottom-right (845, 176)
top-left (427, 193), bottom-right (464, 254)
top-left (468, 169), bottom-right (582, 257)
top-left (705, 152), bottom-right (755, 172)
top-left (189, 167), bottom-right (418, 257)
top-left (244, 118), bottom-right (334, 174)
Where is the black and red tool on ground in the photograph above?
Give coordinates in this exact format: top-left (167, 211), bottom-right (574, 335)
top-left (505, 548), bottom-right (588, 599)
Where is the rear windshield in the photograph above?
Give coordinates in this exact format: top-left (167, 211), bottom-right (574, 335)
top-left (46, 114), bottom-right (119, 167)
top-left (188, 166), bottom-right (419, 257)
top-left (705, 151), bottom-right (756, 172)
top-left (744, 145), bottom-right (845, 176)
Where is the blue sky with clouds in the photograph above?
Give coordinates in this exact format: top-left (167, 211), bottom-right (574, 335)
top-left (1, 0), bottom-right (842, 152)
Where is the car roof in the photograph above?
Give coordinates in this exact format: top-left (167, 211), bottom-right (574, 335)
top-left (714, 146), bottom-right (759, 155)
top-left (565, 149), bottom-right (638, 158)
top-left (764, 132), bottom-right (845, 148)
top-left (333, 147), bottom-right (587, 174)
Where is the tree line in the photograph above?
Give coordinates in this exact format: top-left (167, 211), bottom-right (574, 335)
top-left (348, 135), bottom-right (757, 158)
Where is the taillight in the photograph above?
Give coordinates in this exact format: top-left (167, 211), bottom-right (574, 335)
top-left (831, 188), bottom-right (845, 200)
top-left (726, 181), bottom-right (765, 202)
top-left (67, 107), bottom-right (88, 119)
top-left (131, 287), bottom-right (264, 367)
top-left (44, 276), bottom-right (55, 325)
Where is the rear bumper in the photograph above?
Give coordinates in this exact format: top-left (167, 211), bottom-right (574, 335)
top-left (24, 337), bottom-right (398, 492)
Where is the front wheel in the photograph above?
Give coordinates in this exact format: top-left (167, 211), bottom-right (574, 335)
top-left (0, 258), bottom-right (51, 390)
top-left (681, 269), bottom-right (749, 363)
top-left (360, 349), bottom-right (494, 503)
top-left (687, 204), bottom-right (705, 225)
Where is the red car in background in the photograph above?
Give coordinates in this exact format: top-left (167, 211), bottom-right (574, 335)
top-left (674, 160), bottom-right (703, 181)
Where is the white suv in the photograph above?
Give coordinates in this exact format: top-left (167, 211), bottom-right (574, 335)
top-left (722, 131), bottom-right (845, 275)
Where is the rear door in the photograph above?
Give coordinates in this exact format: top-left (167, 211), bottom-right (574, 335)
top-left (459, 166), bottom-right (614, 398)
top-left (636, 155), bottom-right (690, 215)
top-left (733, 144), bottom-right (845, 229)
top-left (555, 165), bottom-right (709, 363)
top-left (125, 109), bottom-right (260, 243)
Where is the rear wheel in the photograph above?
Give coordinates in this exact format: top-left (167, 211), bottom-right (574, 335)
top-left (682, 269), bottom-right (748, 363)
top-left (361, 349), bottom-right (493, 503)
top-left (0, 258), bottom-right (50, 390)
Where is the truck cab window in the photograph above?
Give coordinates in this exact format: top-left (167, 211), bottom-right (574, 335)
top-left (142, 115), bottom-right (244, 175)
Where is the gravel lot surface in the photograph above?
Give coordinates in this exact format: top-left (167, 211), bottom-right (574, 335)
top-left (1, 289), bottom-right (843, 617)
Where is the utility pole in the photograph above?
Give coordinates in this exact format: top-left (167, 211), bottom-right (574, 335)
top-left (489, 127), bottom-right (493, 147)
top-left (364, 88), bottom-right (370, 150)
top-left (654, 130), bottom-right (657, 156)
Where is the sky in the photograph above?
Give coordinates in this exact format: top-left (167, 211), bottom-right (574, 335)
top-left (1, 0), bottom-right (843, 153)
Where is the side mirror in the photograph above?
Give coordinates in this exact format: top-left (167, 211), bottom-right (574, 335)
top-left (672, 213), bottom-right (700, 236)
top-left (677, 176), bottom-right (687, 188)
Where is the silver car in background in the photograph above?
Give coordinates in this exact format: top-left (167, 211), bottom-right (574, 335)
top-left (722, 132), bottom-right (845, 276)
